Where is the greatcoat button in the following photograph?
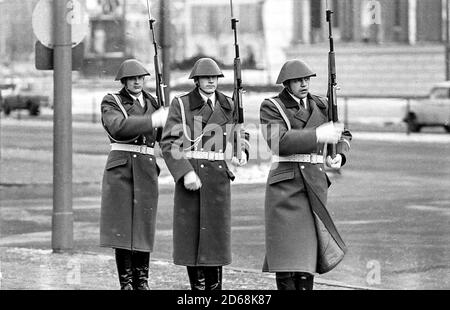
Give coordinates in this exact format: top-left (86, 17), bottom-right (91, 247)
top-left (219, 165), bottom-right (222, 169)
top-left (133, 154), bottom-right (137, 158)
top-left (301, 165), bottom-right (305, 169)
top-left (200, 164), bottom-right (204, 168)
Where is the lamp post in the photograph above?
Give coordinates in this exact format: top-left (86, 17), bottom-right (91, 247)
top-left (446, 0), bottom-right (450, 80)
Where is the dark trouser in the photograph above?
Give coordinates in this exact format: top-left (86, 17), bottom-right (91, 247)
top-left (115, 248), bottom-right (150, 290)
top-left (186, 266), bottom-right (222, 290)
top-left (275, 272), bottom-right (314, 290)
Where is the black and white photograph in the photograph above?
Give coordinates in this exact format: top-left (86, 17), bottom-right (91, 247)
top-left (0, 0), bottom-right (449, 297)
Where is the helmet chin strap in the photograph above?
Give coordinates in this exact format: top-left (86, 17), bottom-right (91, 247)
top-left (198, 86), bottom-right (215, 96)
top-left (126, 87), bottom-right (142, 97)
top-left (286, 83), bottom-right (306, 101)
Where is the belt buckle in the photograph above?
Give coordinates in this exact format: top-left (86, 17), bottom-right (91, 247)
top-left (310, 154), bottom-right (317, 164)
top-left (140, 145), bottom-right (147, 154)
top-left (208, 151), bottom-right (215, 161)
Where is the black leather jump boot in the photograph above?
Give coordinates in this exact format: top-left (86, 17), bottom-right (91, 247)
top-left (186, 266), bottom-right (206, 290)
top-left (294, 272), bottom-right (314, 290)
top-left (115, 248), bottom-right (134, 290)
top-left (132, 251), bottom-right (150, 290)
top-left (203, 266), bottom-right (222, 290)
top-left (275, 272), bottom-right (296, 290)
top-left (275, 272), bottom-right (314, 290)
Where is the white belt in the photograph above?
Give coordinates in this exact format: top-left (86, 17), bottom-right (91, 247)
top-left (272, 154), bottom-right (324, 164)
top-left (110, 143), bottom-right (155, 155)
top-left (185, 151), bottom-right (225, 161)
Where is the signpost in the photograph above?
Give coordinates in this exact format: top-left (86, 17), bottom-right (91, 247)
top-left (33, 0), bottom-right (88, 70)
top-left (32, 0), bottom-right (88, 252)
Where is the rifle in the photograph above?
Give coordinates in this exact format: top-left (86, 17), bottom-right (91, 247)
top-left (146, 0), bottom-right (167, 108)
top-left (326, 5), bottom-right (338, 158)
top-left (230, 0), bottom-right (244, 160)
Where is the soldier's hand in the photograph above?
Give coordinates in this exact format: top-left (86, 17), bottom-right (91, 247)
top-left (231, 151), bottom-right (248, 167)
top-left (316, 122), bottom-right (344, 144)
top-left (183, 170), bottom-right (202, 191)
top-left (326, 154), bottom-right (342, 169)
top-left (151, 107), bottom-right (169, 128)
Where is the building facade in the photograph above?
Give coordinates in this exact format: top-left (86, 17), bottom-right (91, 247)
top-left (0, 0), bottom-right (448, 80)
top-left (289, 0), bottom-right (447, 45)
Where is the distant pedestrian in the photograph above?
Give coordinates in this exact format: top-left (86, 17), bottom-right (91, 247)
top-left (259, 59), bottom-right (352, 290)
top-left (160, 58), bottom-right (249, 290)
top-left (99, 59), bottom-right (168, 290)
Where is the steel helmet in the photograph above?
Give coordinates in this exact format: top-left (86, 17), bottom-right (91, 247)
top-left (276, 59), bottom-right (316, 84)
top-left (115, 59), bottom-right (150, 81)
top-left (188, 58), bottom-right (224, 79)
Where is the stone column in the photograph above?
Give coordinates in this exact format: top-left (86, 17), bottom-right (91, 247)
top-left (408, 0), bottom-right (417, 44)
top-left (291, 0), bottom-right (311, 44)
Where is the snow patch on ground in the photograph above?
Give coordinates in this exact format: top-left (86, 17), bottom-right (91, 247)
top-left (5, 247), bottom-right (52, 255)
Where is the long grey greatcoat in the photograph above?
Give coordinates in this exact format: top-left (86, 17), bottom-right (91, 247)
top-left (100, 87), bottom-right (161, 252)
top-left (260, 88), bottom-right (351, 274)
top-left (160, 87), bottom-right (247, 267)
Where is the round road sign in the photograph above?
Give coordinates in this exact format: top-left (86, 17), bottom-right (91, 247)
top-left (32, 0), bottom-right (89, 48)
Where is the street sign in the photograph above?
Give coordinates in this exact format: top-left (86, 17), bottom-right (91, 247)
top-left (35, 40), bottom-right (84, 71)
top-left (32, 0), bottom-right (89, 48)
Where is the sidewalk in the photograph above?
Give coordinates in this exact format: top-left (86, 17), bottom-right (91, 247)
top-left (0, 247), bottom-right (368, 290)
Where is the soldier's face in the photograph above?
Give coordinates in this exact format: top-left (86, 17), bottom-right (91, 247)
top-left (289, 77), bottom-right (310, 99)
top-left (125, 75), bottom-right (145, 95)
top-left (197, 76), bottom-right (218, 94)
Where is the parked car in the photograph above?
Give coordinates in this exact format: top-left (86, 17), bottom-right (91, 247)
top-left (403, 81), bottom-right (450, 133)
top-left (0, 81), bottom-right (49, 116)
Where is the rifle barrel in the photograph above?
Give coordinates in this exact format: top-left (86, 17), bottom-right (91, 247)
top-left (146, 0), bottom-right (167, 107)
top-left (326, 8), bottom-right (338, 157)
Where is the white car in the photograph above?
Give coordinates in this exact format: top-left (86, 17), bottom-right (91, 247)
top-left (403, 81), bottom-right (450, 133)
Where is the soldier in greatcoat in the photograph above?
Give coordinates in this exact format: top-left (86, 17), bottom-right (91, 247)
top-left (100, 59), bottom-right (168, 290)
top-left (160, 58), bottom-right (249, 290)
top-left (259, 59), bottom-right (352, 290)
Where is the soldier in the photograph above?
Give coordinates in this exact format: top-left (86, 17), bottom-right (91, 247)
top-left (160, 58), bottom-right (249, 290)
top-left (100, 59), bottom-right (168, 290)
top-left (259, 59), bottom-right (351, 290)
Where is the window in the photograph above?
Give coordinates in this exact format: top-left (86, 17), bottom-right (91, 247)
top-left (430, 87), bottom-right (450, 99)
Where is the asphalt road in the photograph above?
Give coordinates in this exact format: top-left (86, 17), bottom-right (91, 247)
top-left (1, 118), bottom-right (450, 289)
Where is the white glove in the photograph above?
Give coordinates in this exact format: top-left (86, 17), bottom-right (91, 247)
top-left (316, 122), bottom-right (344, 144)
top-left (326, 154), bottom-right (342, 169)
top-left (151, 107), bottom-right (169, 128)
top-left (183, 170), bottom-right (202, 191)
top-left (231, 151), bottom-right (248, 167)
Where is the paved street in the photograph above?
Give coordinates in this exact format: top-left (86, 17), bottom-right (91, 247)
top-left (1, 117), bottom-right (450, 290)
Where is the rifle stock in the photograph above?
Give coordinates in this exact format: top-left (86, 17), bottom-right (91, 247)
top-left (146, 0), bottom-right (167, 108)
